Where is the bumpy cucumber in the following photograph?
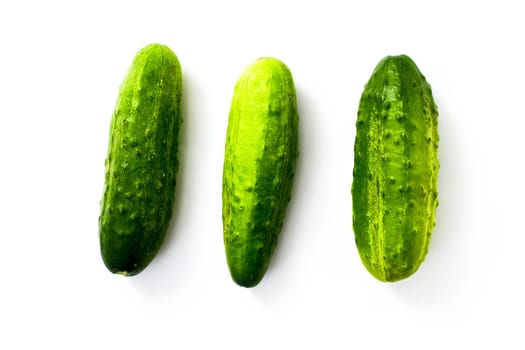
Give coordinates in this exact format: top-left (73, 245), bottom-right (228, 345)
top-left (352, 55), bottom-right (439, 282)
top-left (222, 57), bottom-right (299, 287)
top-left (99, 44), bottom-right (182, 276)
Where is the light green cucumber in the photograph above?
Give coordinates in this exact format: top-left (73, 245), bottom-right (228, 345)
top-left (99, 43), bottom-right (182, 276)
top-left (352, 54), bottom-right (439, 282)
top-left (222, 57), bottom-right (299, 287)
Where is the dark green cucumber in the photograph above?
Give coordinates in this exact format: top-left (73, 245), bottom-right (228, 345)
top-left (352, 55), bottom-right (439, 282)
top-left (99, 44), bottom-right (182, 276)
top-left (222, 57), bottom-right (299, 287)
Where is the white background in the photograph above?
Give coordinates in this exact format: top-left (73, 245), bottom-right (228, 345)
top-left (1, 0), bottom-right (524, 348)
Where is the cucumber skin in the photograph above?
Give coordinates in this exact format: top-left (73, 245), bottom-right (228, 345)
top-left (222, 58), bottom-right (299, 287)
top-left (352, 55), bottom-right (439, 282)
top-left (99, 44), bottom-right (182, 276)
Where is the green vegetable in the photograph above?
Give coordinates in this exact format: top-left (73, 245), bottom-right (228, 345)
top-left (352, 55), bottom-right (439, 282)
top-left (99, 44), bottom-right (182, 276)
top-left (222, 57), bottom-right (299, 287)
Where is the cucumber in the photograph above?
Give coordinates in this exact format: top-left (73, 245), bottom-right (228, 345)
top-left (352, 55), bottom-right (439, 282)
top-left (222, 57), bottom-right (299, 287)
top-left (99, 44), bottom-right (182, 276)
